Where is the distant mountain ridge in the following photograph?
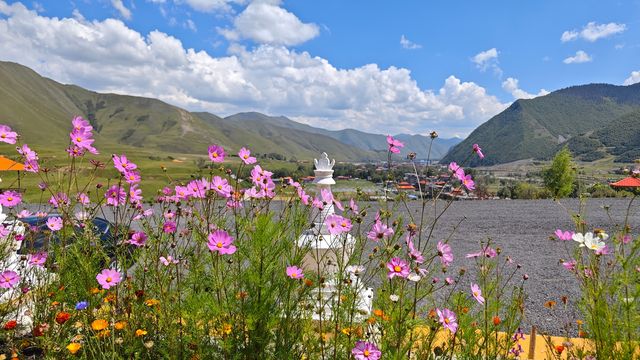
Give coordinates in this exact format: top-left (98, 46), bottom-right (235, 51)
top-left (442, 83), bottom-right (640, 166)
top-left (0, 61), bottom-right (460, 161)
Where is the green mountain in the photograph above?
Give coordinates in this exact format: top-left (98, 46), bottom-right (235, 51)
top-left (442, 83), bottom-right (640, 166)
top-left (225, 112), bottom-right (461, 160)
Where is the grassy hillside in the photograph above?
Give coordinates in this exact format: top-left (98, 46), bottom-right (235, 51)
top-left (442, 83), bottom-right (640, 166)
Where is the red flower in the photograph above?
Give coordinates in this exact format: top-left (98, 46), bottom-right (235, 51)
top-left (3, 320), bottom-right (17, 330)
top-left (492, 316), bottom-right (501, 326)
top-left (55, 312), bottom-right (71, 324)
top-left (555, 345), bottom-right (565, 354)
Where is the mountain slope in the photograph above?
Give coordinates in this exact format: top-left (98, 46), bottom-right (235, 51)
top-left (442, 83), bottom-right (640, 166)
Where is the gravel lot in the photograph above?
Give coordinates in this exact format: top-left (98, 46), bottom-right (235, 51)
top-left (362, 198), bottom-right (639, 335)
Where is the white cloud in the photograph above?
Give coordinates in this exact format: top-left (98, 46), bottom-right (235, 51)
top-left (31, 1), bottom-right (44, 12)
top-left (561, 22), bottom-right (626, 42)
top-left (623, 71), bottom-right (640, 85)
top-left (501, 77), bottom-right (549, 100)
top-left (400, 35), bottom-right (421, 50)
top-left (0, 1), bottom-right (508, 136)
top-left (111, 0), bottom-right (132, 20)
top-left (178, 0), bottom-right (244, 13)
top-left (218, 1), bottom-right (319, 46)
top-left (471, 48), bottom-right (502, 76)
top-left (563, 50), bottom-right (592, 64)
top-left (185, 19), bottom-right (197, 32)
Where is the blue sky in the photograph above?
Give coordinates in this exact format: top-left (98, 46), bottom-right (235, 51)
top-left (1, 0), bottom-right (639, 137)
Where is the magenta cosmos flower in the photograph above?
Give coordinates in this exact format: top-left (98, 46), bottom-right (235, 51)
top-left (238, 147), bottom-right (257, 164)
top-left (461, 174), bottom-right (475, 191)
top-left (0, 191), bottom-right (21, 207)
top-left (208, 144), bottom-right (225, 163)
top-left (471, 283), bottom-right (485, 304)
top-left (367, 220), bottom-right (394, 242)
top-left (351, 341), bottom-right (381, 360)
top-left (472, 143), bottom-right (485, 159)
top-left (0, 125), bottom-right (18, 144)
top-left (387, 257), bottom-right (410, 279)
top-left (386, 135), bottom-right (404, 154)
top-left (448, 162), bottom-right (465, 181)
top-left (46, 217), bottom-right (63, 231)
top-left (554, 229), bottom-right (573, 241)
top-left (17, 144), bottom-right (38, 161)
top-left (324, 214), bottom-right (352, 235)
top-left (112, 154), bottom-right (137, 173)
top-left (70, 129), bottom-right (97, 154)
top-left (211, 176), bottom-right (232, 198)
top-left (0, 270), bottom-right (20, 289)
top-left (207, 230), bottom-right (237, 255)
top-left (437, 308), bottom-right (458, 334)
top-left (96, 269), bottom-right (122, 289)
top-left (105, 185), bottom-right (127, 206)
top-left (437, 241), bottom-right (454, 266)
top-left (29, 252), bottom-right (48, 267)
top-left (163, 221), bottom-right (177, 234)
top-left (286, 265), bottom-right (304, 279)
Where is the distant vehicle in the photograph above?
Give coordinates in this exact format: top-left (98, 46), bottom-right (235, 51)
top-left (407, 194), bottom-right (418, 200)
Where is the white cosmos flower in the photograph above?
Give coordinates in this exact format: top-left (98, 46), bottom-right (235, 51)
top-left (572, 232), bottom-right (587, 245)
top-left (407, 273), bottom-right (421, 282)
top-left (583, 233), bottom-right (606, 252)
top-left (390, 294), bottom-right (399, 302)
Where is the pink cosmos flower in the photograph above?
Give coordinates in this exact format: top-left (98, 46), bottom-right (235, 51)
top-left (72, 116), bottom-right (92, 131)
top-left (0, 191), bottom-right (21, 207)
top-left (207, 230), bottom-right (237, 255)
top-left (312, 197), bottom-right (323, 209)
top-left (324, 214), bottom-right (351, 235)
top-left (0, 125), bottom-right (18, 144)
top-left (48, 193), bottom-right (69, 208)
top-left (466, 245), bottom-right (497, 259)
top-left (17, 144), bottom-right (38, 161)
top-left (321, 188), bottom-right (333, 204)
top-left (461, 174), bottom-right (475, 191)
top-left (407, 237), bottom-right (424, 263)
top-left (562, 260), bottom-right (577, 271)
top-left (387, 257), bottom-right (410, 279)
top-left (286, 265), bottom-right (304, 279)
top-left (472, 144), bottom-right (484, 159)
top-left (437, 241), bottom-right (454, 266)
top-left (437, 308), bottom-right (458, 334)
top-left (349, 198), bottom-right (359, 213)
top-left (595, 244), bottom-right (611, 255)
top-left (77, 193), bottom-right (90, 205)
top-left (351, 341), bottom-right (381, 360)
top-left (211, 176), bottom-right (232, 198)
top-left (386, 135), bottom-right (404, 154)
top-left (105, 185), bottom-right (126, 206)
top-left (29, 252), bottom-right (48, 267)
top-left (0, 225), bottom-right (8, 238)
top-left (187, 179), bottom-right (209, 198)
top-left (174, 185), bottom-right (192, 200)
top-left (46, 217), bottom-right (63, 231)
top-left (471, 283), bottom-right (485, 304)
top-left (128, 232), bottom-right (147, 247)
top-left (17, 210), bottom-right (32, 218)
top-left (297, 189), bottom-right (310, 205)
top-left (0, 270), bottom-right (20, 288)
top-left (70, 129), bottom-right (96, 153)
top-left (448, 162), bottom-right (465, 180)
top-left (123, 170), bottom-right (141, 184)
top-left (208, 144), bottom-right (225, 163)
top-left (163, 221), bottom-right (177, 234)
top-left (112, 154), bottom-right (137, 173)
top-left (367, 221), bottom-right (394, 242)
top-left (622, 234), bottom-right (632, 244)
top-left (555, 229), bottom-right (573, 241)
top-left (129, 185), bottom-right (143, 204)
top-left (160, 256), bottom-right (179, 266)
top-left (96, 269), bottom-right (122, 289)
top-left (24, 159), bottom-right (39, 173)
top-left (238, 147), bottom-right (257, 164)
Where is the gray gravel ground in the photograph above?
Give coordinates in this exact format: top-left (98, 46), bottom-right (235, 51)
top-left (361, 198), bottom-right (639, 336)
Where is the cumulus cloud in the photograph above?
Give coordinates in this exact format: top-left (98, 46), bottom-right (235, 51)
top-left (178, 0), bottom-right (243, 13)
top-left (563, 50), bottom-right (592, 64)
top-left (471, 48), bottom-right (502, 76)
top-left (561, 22), bottom-right (626, 42)
top-left (501, 77), bottom-right (549, 100)
top-left (624, 71), bottom-right (640, 85)
top-left (218, 0), bottom-right (319, 46)
top-left (0, 1), bottom-right (508, 136)
top-left (400, 35), bottom-right (421, 50)
top-left (111, 0), bottom-right (132, 20)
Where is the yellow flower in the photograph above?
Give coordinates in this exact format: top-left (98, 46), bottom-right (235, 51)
top-left (66, 343), bottom-right (81, 355)
top-left (114, 321), bottom-right (127, 330)
top-left (135, 329), bottom-right (147, 337)
top-left (144, 299), bottom-right (160, 307)
top-left (222, 323), bottom-right (232, 335)
top-left (90, 287), bottom-right (101, 295)
top-left (104, 293), bottom-right (116, 303)
top-left (97, 329), bottom-right (111, 338)
top-left (341, 327), bottom-right (351, 335)
top-left (91, 319), bottom-right (109, 331)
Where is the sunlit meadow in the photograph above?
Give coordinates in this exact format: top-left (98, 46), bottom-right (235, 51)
top-left (0, 119), bottom-right (637, 359)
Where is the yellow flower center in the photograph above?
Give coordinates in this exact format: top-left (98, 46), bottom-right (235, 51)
top-left (444, 318), bottom-right (450, 324)
top-left (217, 242), bottom-right (223, 248)
top-left (212, 152), bottom-right (218, 158)
top-left (393, 265), bottom-right (401, 272)
top-left (291, 272), bottom-right (297, 278)
top-left (473, 291), bottom-right (478, 297)
top-left (243, 155), bottom-right (248, 159)
top-left (218, 185), bottom-right (223, 190)
top-left (106, 277), bottom-right (112, 283)
top-left (76, 137), bottom-right (82, 142)
top-left (364, 350), bottom-right (370, 356)
top-left (341, 222), bottom-right (347, 227)
top-left (7, 197), bottom-right (12, 201)
top-left (1, 134), bottom-right (5, 138)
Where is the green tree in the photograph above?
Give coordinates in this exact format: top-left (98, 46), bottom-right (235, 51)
top-left (543, 146), bottom-right (576, 198)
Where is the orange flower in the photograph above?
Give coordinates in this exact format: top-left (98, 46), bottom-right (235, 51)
top-left (135, 329), bottom-right (147, 337)
top-left (578, 330), bottom-right (588, 338)
top-left (544, 301), bottom-right (556, 309)
top-left (114, 321), bottom-right (127, 330)
top-left (555, 345), bottom-right (565, 354)
top-left (144, 299), bottom-right (160, 307)
top-left (461, 307), bottom-right (469, 314)
top-left (90, 287), bottom-right (101, 295)
top-left (104, 293), bottom-right (116, 303)
top-left (492, 316), bottom-right (501, 326)
top-left (576, 319), bottom-right (584, 326)
top-left (91, 319), bottom-right (108, 331)
top-left (66, 342), bottom-right (81, 355)
top-left (55, 312), bottom-right (71, 325)
top-left (3, 320), bottom-right (17, 330)
top-left (373, 309), bottom-right (384, 317)
top-left (51, 301), bottom-right (60, 307)
top-left (304, 279), bottom-right (313, 287)
top-left (97, 329), bottom-right (111, 338)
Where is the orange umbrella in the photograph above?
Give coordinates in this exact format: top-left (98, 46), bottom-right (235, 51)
top-left (610, 176), bottom-right (640, 188)
top-left (0, 156), bottom-right (25, 190)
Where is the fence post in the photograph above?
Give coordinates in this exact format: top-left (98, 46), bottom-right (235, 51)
top-left (528, 325), bottom-right (537, 359)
